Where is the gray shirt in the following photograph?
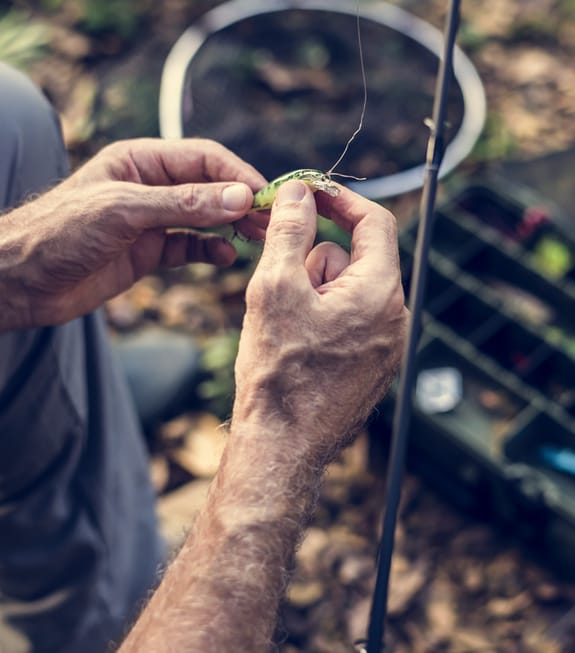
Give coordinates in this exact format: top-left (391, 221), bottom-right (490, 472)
top-left (0, 63), bottom-right (163, 653)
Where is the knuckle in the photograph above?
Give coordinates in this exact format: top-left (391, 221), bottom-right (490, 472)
top-left (177, 185), bottom-right (203, 216)
top-left (244, 277), bottom-right (263, 309)
top-left (377, 205), bottom-right (399, 238)
top-left (377, 276), bottom-right (406, 318)
top-left (193, 137), bottom-right (217, 150)
top-left (98, 139), bottom-right (135, 161)
top-left (194, 138), bottom-right (227, 160)
top-left (267, 213), bottom-right (306, 243)
top-left (98, 141), bottom-right (124, 157)
top-left (388, 283), bottom-right (408, 321)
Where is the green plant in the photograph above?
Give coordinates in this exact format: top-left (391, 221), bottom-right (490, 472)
top-left (457, 23), bottom-right (489, 52)
top-left (38, 0), bottom-right (65, 10)
top-left (560, 0), bottom-right (575, 18)
top-left (470, 112), bottom-right (518, 162)
top-left (316, 215), bottom-right (351, 250)
top-left (0, 10), bottom-right (51, 70)
top-left (78, 0), bottom-right (145, 39)
top-left (197, 331), bottom-right (240, 418)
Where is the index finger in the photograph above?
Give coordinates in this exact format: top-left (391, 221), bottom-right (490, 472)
top-left (316, 186), bottom-right (399, 269)
top-left (95, 138), bottom-right (267, 191)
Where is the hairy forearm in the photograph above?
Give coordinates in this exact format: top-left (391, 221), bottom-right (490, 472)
top-left (119, 417), bottom-right (323, 653)
top-left (0, 209), bottom-right (35, 332)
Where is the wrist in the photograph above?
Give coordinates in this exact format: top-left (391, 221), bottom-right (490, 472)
top-left (233, 358), bottom-right (333, 453)
top-left (230, 389), bottom-right (328, 468)
top-left (212, 416), bottom-right (324, 530)
top-left (232, 373), bottom-right (366, 470)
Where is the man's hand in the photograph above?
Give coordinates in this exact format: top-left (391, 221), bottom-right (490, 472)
top-left (119, 181), bottom-right (407, 653)
top-left (0, 138), bottom-right (267, 331)
top-left (234, 179), bottom-right (408, 465)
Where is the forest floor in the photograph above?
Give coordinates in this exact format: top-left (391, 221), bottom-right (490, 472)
top-left (5, 1), bottom-right (575, 651)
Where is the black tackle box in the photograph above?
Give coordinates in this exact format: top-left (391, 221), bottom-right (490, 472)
top-left (373, 179), bottom-right (575, 575)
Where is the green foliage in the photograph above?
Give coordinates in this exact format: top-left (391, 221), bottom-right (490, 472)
top-left (316, 215), bottom-right (351, 250)
top-left (230, 232), bottom-right (263, 269)
top-left (0, 10), bottom-right (51, 70)
top-left (470, 112), bottom-right (517, 162)
top-left (457, 23), bottom-right (489, 53)
top-left (560, 0), bottom-right (575, 18)
top-left (197, 331), bottom-right (240, 418)
top-left (37, 0), bottom-right (65, 10)
top-left (78, 0), bottom-right (144, 39)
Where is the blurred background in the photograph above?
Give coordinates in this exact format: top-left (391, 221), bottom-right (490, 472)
top-left (3, 1), bottom-right (575, 651)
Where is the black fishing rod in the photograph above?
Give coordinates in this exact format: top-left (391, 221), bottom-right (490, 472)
top-left (358, 2), bottom-right (462, 652)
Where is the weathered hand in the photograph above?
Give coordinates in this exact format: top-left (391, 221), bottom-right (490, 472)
top-left (0, 138), bottom-right (267, 330)
top-left (233, 180), bottom-right (408, 466)
top-left (119, 181), bottom-right (407, 653)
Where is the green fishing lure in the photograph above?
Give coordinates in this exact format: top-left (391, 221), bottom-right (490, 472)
top-left (251, 169), bottom-right (340, 211)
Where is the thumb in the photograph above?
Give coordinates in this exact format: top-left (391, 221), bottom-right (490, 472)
top-left (115, 181), bottom-right (254, 231)
top-left (259, 180), bottom-right (318, 268)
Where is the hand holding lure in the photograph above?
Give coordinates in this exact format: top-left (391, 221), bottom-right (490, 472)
top-left (251, 1), bottom-right (367, 212)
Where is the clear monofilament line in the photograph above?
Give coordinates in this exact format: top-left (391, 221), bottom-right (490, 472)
top-left (326, 0), bottom-right (368, 178)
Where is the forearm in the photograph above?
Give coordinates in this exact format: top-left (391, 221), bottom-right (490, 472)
top-left (0, 208), bottom-right (35, 332)
top-left (0, 197), bottom-right (70, 332)
top-left (119, 416), bottom-right (323, 653)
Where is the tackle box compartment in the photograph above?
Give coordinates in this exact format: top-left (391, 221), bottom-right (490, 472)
top-left (372, 180), bottom-right (575, 575)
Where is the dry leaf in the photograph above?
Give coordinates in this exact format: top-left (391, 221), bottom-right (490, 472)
top-left (169, 413), bottom-right (227, 478)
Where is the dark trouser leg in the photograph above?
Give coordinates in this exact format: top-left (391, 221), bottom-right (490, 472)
top-left (0, 64), bottom-right (163, 653)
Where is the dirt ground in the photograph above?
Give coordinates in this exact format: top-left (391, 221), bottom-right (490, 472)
top-left (6, 0), bottom-right (575, 651)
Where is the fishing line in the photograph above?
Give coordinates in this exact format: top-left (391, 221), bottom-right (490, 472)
top-left (249, 1), bottom-right (369, 213)
top-left (327, 0), bottom-right (368, 181)
top-left (357, 2), bottom-right (462, 652)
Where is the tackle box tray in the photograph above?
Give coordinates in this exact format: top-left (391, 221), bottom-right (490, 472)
top-left (372, 180), bottom-right (575, 574)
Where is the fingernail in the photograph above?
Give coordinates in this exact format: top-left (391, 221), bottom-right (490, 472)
top-left (222, 184), bottom-right (250, 211)
top-left (276, 180), bottom-right (307, 206)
